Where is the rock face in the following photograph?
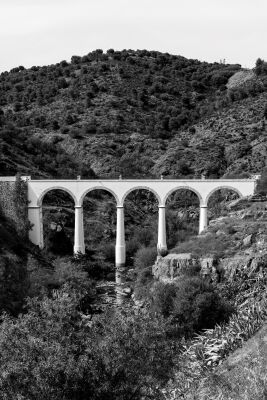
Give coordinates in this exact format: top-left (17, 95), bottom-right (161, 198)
top-left (152, 254), bottom-right (198, 283)
top-left (152, 253), bottom-right (219, 283)
top-left (152, 252), bottom-right (267, 284)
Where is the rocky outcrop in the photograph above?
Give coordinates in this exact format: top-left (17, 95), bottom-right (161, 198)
top-left (152, 253), bottom-right (199, 283)
top-left (152, 252), bottom-right (267, 284)
top-left (152, 253), bottom-right (219, 283)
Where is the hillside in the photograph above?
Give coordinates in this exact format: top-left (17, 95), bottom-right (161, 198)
top-left (1, 50), bottom-right (267, 178)
top-left (154, 196), bottom-right (267, 399)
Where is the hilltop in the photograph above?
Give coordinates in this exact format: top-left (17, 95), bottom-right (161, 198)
top-left (1, 50), bottom-right (267, 178)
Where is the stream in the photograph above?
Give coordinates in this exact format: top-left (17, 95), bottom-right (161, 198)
top-left (91, 280), bottom-right (134, 312)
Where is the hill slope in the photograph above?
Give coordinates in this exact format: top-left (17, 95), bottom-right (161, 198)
top-left (1, 50), bottom-right (267, 178)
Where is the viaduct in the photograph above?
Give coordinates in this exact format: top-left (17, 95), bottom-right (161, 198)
top-left (0, 177), bottom-right (258, 270)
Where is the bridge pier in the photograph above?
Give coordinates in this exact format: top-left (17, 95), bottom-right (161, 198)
top-left (115, 206), bottom-right (126, 284)
top-left (28, 206), bottom-right (43, 248)
top-left (157, 206), bottom-right (168, 255)
top-left (74, 205), bottom-right (85, 254)
top-left (199, 205), bottom-right (208, 234)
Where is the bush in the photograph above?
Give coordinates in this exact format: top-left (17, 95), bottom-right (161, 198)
top-left (151, 277), bottom-right (233, 338)
top-left (134, 246), bottom-right (157, 271)
top-left (0, 288), bottom-right (176, 400)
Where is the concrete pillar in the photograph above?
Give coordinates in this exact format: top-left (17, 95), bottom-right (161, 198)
top-left (74, 205), bottom-right (85, 254)
top-left (157, 206), bottom-right (168, 256)
top-left (199, 205), bottom-right (208, 234)
top-left (115, 206), bottom-right (126, 284)
top-left (28, 206), bottom-right (43, 248)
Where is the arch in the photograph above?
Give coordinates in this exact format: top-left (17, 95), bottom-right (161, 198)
top-left (163, 186), bottom-right (203, 206)
top-left (205, 185), bottom-right (243, 205)
top-left (38, 186), bottom-right (78, 207)
top-left (121, 186), bottom-right (161, 205)
top-left (80, 186), bottom-right (119, 206)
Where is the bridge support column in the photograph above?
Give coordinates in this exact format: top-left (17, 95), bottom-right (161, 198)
top-left (115, 206), bottom-right (126, 284)
top-left (74, 206), bottom-right (85, 254)
top-left (28, 206), bottom-right (43, 248)
top-left (157, 206), bottom-right (168, 256)
top-left (199, 205), bottom-right (208, 234)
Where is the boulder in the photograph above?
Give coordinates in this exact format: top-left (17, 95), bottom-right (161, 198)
top-left (243, 234), bottom-right (253, 246)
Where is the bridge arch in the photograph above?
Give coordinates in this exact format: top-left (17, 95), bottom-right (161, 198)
top-left (79, 186), bottom-right (119, 206)
top-left (121, 186), bottom-right (161, 205)
top-left (37, 186), bottom-right (78, 207)
top-left (205, 185), bottom-right (243, 205)
top-left (163, 186), bottom-right (204, 206)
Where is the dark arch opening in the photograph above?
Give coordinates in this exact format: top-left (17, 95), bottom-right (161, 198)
top-left (82, 189), bottom-right (117, 281)
top-left (123, 189), bottom-right (158, 295)
top-left (42, 189), bottom-right (75, 256)
top-left (207, 188), bottom-right (241, 219)
top-left (165, 189), bottom-right (200, 249)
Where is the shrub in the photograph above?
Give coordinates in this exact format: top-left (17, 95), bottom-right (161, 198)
top-left (69, 127), bottom-right (82, 139)
top-left (134, 246), bottom-right (157, 271)
top-left (171, 277), bottom-right (233, 336)
top-left (0, 288), bottom-right (176, 400)
top-left (126, 237), bottom-right (140, 265)
top-left (151, 277), bottom-right (233, 338)
top-left (133, 247), bottom-right (157, 300)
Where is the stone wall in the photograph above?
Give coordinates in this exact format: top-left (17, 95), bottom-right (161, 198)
top-left (0, 177), bottom-right (29, 238)
top-left (0, 180), bottom-right (18, 222)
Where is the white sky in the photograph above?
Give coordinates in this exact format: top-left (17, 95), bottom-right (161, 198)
top-left (0, 0), bottom-right (267, 72)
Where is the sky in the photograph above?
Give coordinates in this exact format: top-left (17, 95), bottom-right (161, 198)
top-left (1, 0), bottom-right (267, 72)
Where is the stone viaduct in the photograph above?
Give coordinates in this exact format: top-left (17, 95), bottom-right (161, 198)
top-left (20, 177), bottom-right (257, 269)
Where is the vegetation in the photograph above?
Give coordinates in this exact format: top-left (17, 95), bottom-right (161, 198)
top-left (1, 51), bottom-right (267, 179)
top-left (151, 277), bottom-right (233, 338)
top-left (0, 287), bottom-right (176, 400)
top-left (0, 204), bottom-right (29, 315)
top-left (1, 51), bottom-right (267, 399)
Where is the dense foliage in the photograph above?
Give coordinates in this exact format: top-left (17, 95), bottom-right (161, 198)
top-left (151, 277), bottom-right (233, 338)
top-left (1, 51), bottom-right (267, 399)
top-left (0, 287), bottom-right (176, 400)
top-left (1, 50), bottom-right (267, 179)
top-left (0, 204), bottom-right (29, 315)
